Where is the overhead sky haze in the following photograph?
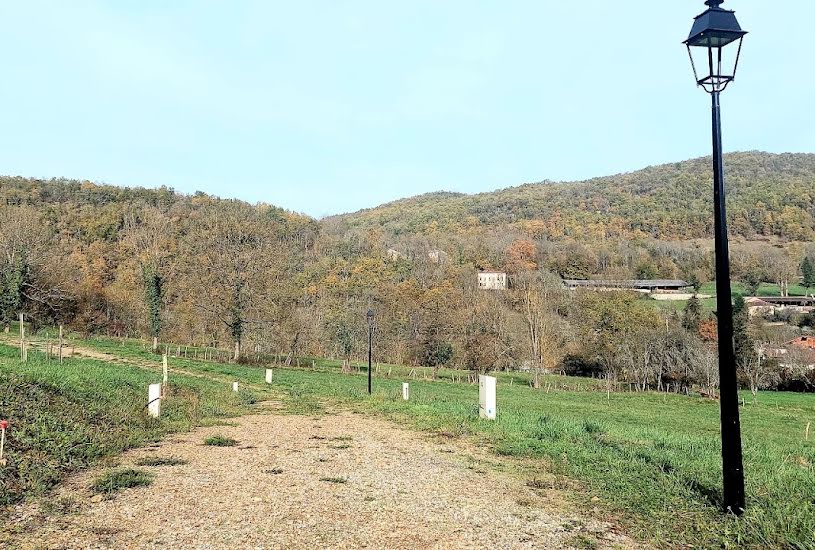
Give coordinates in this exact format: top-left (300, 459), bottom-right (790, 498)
top-left (2, 1), bottom-right (813, 217)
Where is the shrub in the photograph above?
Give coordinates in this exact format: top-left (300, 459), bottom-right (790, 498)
top-left (203, 435), bottom-right (237, 447)
top-left (91, 469), bottom-right (154, 495)
top-left (134, 457), bottom-right (188, 467)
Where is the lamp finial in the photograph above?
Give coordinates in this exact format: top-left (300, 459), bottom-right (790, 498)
top-left (705, 0), bottom-right (724, 8)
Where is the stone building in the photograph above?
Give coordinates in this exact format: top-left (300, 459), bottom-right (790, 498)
top-left (478, 272), bottom-right (507, 290)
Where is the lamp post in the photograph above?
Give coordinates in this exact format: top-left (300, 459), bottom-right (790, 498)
top-left (367, 309), bottom-right (374, 395)
top-left (684, 0), bottom-right (747, 516)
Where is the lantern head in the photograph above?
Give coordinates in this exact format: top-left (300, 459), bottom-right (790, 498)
top-left (685, 0), bottom-right (747, 93)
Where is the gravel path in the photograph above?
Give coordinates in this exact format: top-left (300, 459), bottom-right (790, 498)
top-left (5, 412), bottom-right (638, 549)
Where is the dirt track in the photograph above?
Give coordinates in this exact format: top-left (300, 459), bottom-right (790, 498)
top-left (4, 412), bottom-right (637, 549)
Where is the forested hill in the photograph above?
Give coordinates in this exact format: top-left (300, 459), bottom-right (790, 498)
top-left (330, 152), bottom-right (815, 242)
top-left (0, 176), bottom-right (318, 245)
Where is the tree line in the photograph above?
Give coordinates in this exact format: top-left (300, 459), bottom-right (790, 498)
top-left (1, 167), bottom-right (814, 393)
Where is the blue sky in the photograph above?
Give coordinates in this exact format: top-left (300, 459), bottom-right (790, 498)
top-left (2, 1), bottom-right (813, 217)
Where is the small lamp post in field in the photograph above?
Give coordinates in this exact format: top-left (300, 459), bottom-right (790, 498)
top-left (367, 309), bottom-right (374, 395)
top-left (684, 0), bottom-right (747, 516)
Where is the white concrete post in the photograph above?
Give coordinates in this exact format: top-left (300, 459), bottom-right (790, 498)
top-left (402, 382), bottom-right (410, 401)
top-left (148, 383), bottom-right (161, 418)
top-left (479, 375), bottom-right (497, 420)
top-left (265, 369), bottom-right (273, 384)
top-left (232, 382), bottom-right (239, 392)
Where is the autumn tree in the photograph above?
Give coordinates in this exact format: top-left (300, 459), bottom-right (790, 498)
top-left (415, 284), bottom-right (460, 378)
top-left (183, 202), bottom-right (282, 361)
top-left (0, 206), bottom-right (69, 328)
top-left (459, 290), bottom-right (515, 373)
top-left (505, 239), bottom-right (537, 274)
top-left (575, 290), bottom-right (661, 389)
top-left (122, 206), bottom-right (174, 352)
top-left (512, 270), bottom-right (570, 388)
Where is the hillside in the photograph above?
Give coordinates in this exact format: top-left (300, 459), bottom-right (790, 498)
top-left (330, 152), bottom-right (815, 241)
top-left (0, 151), bottom-right (812, 381)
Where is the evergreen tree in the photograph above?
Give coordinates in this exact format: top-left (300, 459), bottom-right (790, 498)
top-left (143, 265), bottom-right (164, 346)
top-left (802, 256), bottom-right (815, 292)
top-left (742, 270), bottom-right (762, 296)
top-left (685, 272), bottom-right (702, 293)
top-left (682, 295), bottom-right (702, 333)
top-left (0, 255), bottom-right (28, 327)
top-left (733, 296), bottom-right (757, 370)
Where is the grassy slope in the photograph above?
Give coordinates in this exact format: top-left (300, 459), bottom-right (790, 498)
top-left (0, 344), bottom-right (265, 506)
top-left (3, 334), bottom-right (815, 548)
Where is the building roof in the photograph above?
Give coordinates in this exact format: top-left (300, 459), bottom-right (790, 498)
top-left (786, 336), bottom-right (815, 351)
top-left (563, 279), bottom-right (689, 289)
top-left (754, 296), bottom-right (815, 306)
top-left (745, 297), bottom-right (774, 307)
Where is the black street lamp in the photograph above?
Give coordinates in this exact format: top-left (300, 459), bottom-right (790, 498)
top-left (367, 309), bottom-right (374, 395)
top-left (684, 0), bottom-right (747, 516)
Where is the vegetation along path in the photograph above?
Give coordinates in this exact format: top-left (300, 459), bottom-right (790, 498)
top-left (4, 411), bottom-right (636, 549)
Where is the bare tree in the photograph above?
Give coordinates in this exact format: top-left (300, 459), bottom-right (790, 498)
top-left (742, 346), bottom-right (775, 402)
top-left (513, 270), bottom-right (569, 389)
top-left (183, 202), bottom-right (282, 361)
top-left (0, 206), bottom-right (72, 327)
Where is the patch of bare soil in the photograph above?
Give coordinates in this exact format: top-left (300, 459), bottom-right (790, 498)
top-left (4, 412), bottom-right (639, 549)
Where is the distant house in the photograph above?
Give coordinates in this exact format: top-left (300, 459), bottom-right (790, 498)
top-left (478, 272), bottom-right (507, 290)
top-left (427, 249), bottom-right (448, 264)
top-left (757, 297), bottom-right (815, 307)
top-left (563, 279), bottom-right (689, 293)
top-left (745, 297), bottom-right (776, 317)
top-left (747, 296), bottom-right (815, 317)
top-left (386, 249), bottom-right (403, 261)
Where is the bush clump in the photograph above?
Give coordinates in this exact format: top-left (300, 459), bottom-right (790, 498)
top-left (91, 469), bottom-right (154, 495)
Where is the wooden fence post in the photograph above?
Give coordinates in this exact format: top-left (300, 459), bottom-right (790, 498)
top-left (162, 354), bottom-right (169, 395)
top-left (19, 313), bottom-right (26, 362)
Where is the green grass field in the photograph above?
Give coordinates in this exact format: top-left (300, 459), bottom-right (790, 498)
top-left (2, 335), bottom-right (814, 548)
top-left (650, 280), bottom-right (812, 316)
top-left (698, 281), bottom-right (811, 298)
